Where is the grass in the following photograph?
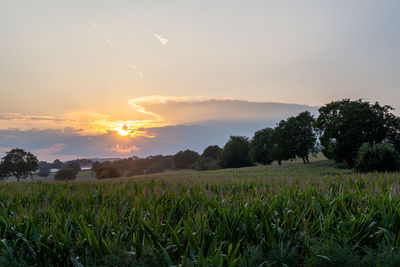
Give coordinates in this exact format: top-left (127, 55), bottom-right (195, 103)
top-left (1, 160), bottom-right (400, 266)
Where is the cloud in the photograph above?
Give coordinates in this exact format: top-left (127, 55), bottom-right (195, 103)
top-left (0, 120), bottom-right (271, 161)
top-left (128, 96), bottom-right (319, 125)
top-left (0, 113), bottom-right (64, 122)
top-left (153, 33), bottom-right (169, 46)
top-left (35, 143), bottom-right (66, 154)
top-left (109, 144), bottom-right (139, 153)
top-left (0, 97), bottom-right (320, 161)
top-left (33, 143), bottom-right (69, 161)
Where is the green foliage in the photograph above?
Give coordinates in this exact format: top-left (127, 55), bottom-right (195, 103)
top-left (355, 143), bottom-right (400, 172)
top-left (2, 171), bottom-right (400, 265)
top-left (218, 136), bottom-right (253, 168)
top-left (272, 111), bottom-right (316, 165)
top-left (0, 148), bottom-right (38, 181)
top-left (315, 99), bottom-right (400, 167)
top-left (250, 128), bottom-right (275, 165)
top-left (201, 145), bottom-right (222, 160)
top-left (291, 111), bottom-right (317, 163)
top-left (54, 168), bottom-right (77, 180)
top-left (173, 150), bottom-right (199, 169)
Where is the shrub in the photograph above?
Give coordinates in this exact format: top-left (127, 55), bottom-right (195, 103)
top-left (54, 168), bottom-right (77, 180)
top-left (355, 143), bottom-right (400, 172)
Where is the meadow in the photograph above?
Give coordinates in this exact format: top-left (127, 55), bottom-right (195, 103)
top-left (1, 160), bottom-right (400, 266)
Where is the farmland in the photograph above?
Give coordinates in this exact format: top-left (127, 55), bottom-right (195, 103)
top-left (1, 161), bottom-right (400, 266)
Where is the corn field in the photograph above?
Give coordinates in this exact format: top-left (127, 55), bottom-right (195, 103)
top-left (1, 173), bottom-right (400, 266)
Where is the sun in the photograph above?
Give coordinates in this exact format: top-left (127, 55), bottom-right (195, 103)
top-left (116, 123), bottom-right (130, 136)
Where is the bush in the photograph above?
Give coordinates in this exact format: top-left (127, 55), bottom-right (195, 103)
top-left (355, 143), bottom-right (400, 172)
top-left (54, 168), bottom-right (77, 181)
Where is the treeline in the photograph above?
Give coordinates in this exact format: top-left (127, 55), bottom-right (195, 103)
top-left (92, 99), bottom-right (400, 178)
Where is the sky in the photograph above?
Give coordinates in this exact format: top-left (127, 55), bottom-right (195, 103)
top-left (1, 0), bottom-right (400, 161)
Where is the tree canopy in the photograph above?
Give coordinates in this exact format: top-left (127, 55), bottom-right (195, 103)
top-left (0, 148), bottom-right (39, 181)
top-left (173, 150), bottom-right (200, 169)
top-left (250, 128), bottom-right (275, 165)
top-left (315, 99), bottom-right (400, 167)
top-left (218, 136), bottom-right (253, 168)
top-left (202, 145), bottom-right (222, 160)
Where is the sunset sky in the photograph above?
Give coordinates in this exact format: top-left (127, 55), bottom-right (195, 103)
top-left (1, 1), bottom-right (400, 161)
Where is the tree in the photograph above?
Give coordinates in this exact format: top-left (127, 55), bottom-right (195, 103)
top-left (315, 99), bottom-right (400, 167)
top-left (272, 120), bottom-right (297, 165)
top-left (51, 159), bottom-right (64, 169)
top-left (250, 128), bottom-right (275, 165)
top-left (38, 165), bottom-right (51, 177)
top-left (54, 168), bottom-right (76, 181)
top-left (0, 148), bottom-right (39, 181)
top-left (218, 136), bottom-right (253, 168)
top-left (65, 161), bottom-right (81, 175)
top-left (195, 145), bottom-right (222, 171)
top-left (289, 111), bottom-right (316, 164)
top-left (173, 150), bottom-right (200, 169)
top-left (202, 145), bottom-right (222, 160)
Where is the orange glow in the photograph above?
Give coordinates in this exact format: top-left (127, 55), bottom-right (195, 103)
top-left (115, 123), bottom-right (131, 136)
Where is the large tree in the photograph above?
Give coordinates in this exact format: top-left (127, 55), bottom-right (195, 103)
top-left (315, 99), bottom-right (400, 167)
top-left (218, 136), bottom-right (253, 168)
top-left (267, 111), bottom-right (317, 165)
top-left (250, 128), bottom-right (275, 165)
top-left (272, 119), bottom-right (297, 165)
top-left (290, 111), bottom-right (316, 164)
top-left (0, 148), bottom-right (39, 181)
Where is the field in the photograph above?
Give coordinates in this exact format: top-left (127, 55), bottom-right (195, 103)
top-left (1, 160), bottom-right (400, 266)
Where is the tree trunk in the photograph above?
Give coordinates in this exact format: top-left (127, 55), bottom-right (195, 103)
top-left (306, 155), bottom-right (310, 164)
top-left (302, 157), bottom-right (306, 164)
